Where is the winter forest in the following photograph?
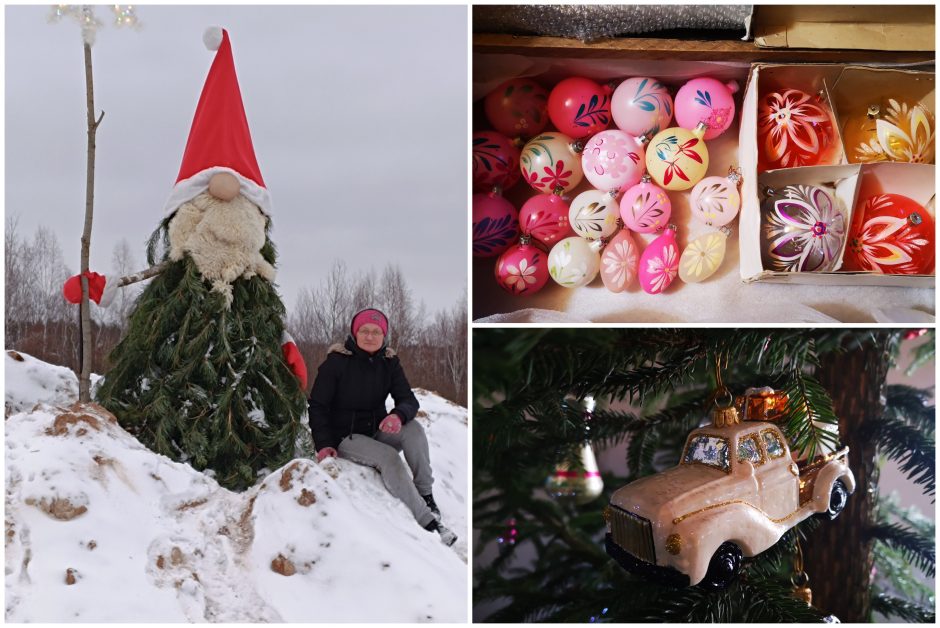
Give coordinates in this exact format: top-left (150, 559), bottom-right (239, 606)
top-left (5, 214), bottom-right (467, 406)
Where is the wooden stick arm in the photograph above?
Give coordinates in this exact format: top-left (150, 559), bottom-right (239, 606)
top-left (118, 261), bottom-right (169, 287)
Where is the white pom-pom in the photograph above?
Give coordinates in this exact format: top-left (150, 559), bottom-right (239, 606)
top-left (203, 26), bottom-right (223, 51)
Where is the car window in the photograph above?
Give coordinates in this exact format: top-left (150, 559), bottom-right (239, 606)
top-left (762, 430), bottom-right (786, 459)
top-left (737, 434), bottom-right (763, 465)
top-left (682, 435), bottom-right (730, 472)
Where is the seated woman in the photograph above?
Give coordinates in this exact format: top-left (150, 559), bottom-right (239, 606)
top-left (308, 308), bottom-right (457, 546)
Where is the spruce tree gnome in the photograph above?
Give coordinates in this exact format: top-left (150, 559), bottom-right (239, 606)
top-left (67, 27), bottom-right (308, 490)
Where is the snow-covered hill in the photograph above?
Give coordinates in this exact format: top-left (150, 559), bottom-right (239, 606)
top-left (4, 350), bottom-right (467, 622)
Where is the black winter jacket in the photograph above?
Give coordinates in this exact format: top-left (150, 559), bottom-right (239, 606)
top-left (307, 336), bottom-right (420, 452)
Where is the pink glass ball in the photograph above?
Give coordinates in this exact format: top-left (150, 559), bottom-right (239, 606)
top-left (484, 78), bottom-right (549, 139)
top-left (495, 241), bottom-right (550, 296)
top-left (690, 175), bottom-right (741, 227)
top-left (519, 194), bottom-right (571, 246)
top-left (472, 131), bottom-right (521, 193)
top-left (611, 77), bottom-right (674, 138)
top-left (472, 192), bottom-right (518, 258)
top-left (581, 130), bottom-right (646, 193)
top-left (520, 133), bottom-right (584, 194)
top-left (620, 178), bottom-right (672, 233)
top-left (547, 77), bottom-right (612, 139)
top-left (600, 229), bottom-right (639, 293)
top-left (674, 77), bottom-right (739, 140)
top-left (638, 225), bottom-right (680, 294)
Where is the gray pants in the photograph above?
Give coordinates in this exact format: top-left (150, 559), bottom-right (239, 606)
top-left (337, 419), bottom-right (435, 526)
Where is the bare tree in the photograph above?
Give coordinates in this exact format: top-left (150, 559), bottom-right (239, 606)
top-left (108, 237), bottom-right (140, 332)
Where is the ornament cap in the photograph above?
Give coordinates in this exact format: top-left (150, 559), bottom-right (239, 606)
top-left (519, 233), bottom-right (532, 246)
top-left (719, 225), bottom-right (733, 238)
top-left (866, 104), bottom-right (880, 118)
top-left (711, 405), bottom-right (741, 427)
top-left (693, 121), bottom-right (709, 138)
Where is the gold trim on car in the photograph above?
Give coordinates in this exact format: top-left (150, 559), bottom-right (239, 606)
top-left (672, 498), bottom-right (802, 525)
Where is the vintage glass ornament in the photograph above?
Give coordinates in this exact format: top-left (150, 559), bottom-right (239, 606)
top-left (638, 224), bottom-right (680, 294)
top-left (758, 88), bottom-right (837, 170)
top-left (646, 124), bottom-right (710, 191)
top-left (472, 192), bottom-right (518, 258)
top-left (547, 77), bottom-right (612, 139)
top-left (620, 175), bottom-right (672, 233)
top-left (761, 185), bottom-right (846, 273)
top-left (611, 76), bottom-right (673, 138)
top-left (548, 236), bottom-right (602, 288)
top-left (674, 77), bottom-right (739, 140)
top-left (569, 189), bottom-right (620, 240)
top-left (520, 133), bottom-right (584, 194)
top-left (581, 129), bottom-right (647, 193)
top-left (546, 442), bottom-right (604, 504)
top-left (472, 131), bottom-right (521, 192)
top-left (842, 193), bottom-right (935, 274)
top-left (690, 170), bottom-right (742, 227)
top-left (679, 227), bottom-right (732, 283)
top-left (483, 78), bottom-right (549, 139)
top-left (844, 100), bottom-right (935, 164)
top-left (494, 237), bottom-right (550, 296)
top-left (600, 229), bottom-right (638, 292)
top-left (519, 193), bottom-right (571, 245)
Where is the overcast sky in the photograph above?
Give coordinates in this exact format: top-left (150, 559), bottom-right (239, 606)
top-left (5, 4), bottom-right (468, 315)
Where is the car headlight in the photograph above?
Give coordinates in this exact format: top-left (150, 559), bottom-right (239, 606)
top-left (666, 533), bottom-right (682, 555)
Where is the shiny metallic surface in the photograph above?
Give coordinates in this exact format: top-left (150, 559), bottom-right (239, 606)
top-left (609, 506), bottom-right (656, 564)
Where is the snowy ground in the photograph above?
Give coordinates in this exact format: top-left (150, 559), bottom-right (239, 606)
top-left (4, 350), bottom-right (468, 623)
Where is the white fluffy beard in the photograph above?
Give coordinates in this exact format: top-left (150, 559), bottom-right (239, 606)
top-left (167, 191), bottom-right (276, 308)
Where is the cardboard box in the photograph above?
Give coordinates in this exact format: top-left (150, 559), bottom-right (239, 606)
top-left (753, 5), bottom-right (935, 52)
top-left (738, 63), bottom-right (935, 287)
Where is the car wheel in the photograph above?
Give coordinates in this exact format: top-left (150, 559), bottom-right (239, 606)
top-left (699, 542), bottom-right (742, 591)
top-left (826, 479), bottom-right (848, 520)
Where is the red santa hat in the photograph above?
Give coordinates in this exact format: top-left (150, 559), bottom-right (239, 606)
top-left (162, 27), bottom-right (271, 217)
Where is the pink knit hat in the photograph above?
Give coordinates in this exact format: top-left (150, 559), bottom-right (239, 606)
top-left (351, 308), bottom-right (389, 337)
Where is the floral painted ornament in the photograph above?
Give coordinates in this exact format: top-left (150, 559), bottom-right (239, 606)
top-left (638, 224), bottom-right (680, 294)
top-left (519, 193), bottom-right (571, 246)
top-left (758, 88), bottom-right (837, 171)
top-left (600, 229), bottom-right (639, 292)
top-left (472, 192), bottom-right (518, 258)
top-left (646, 123), bottom-right (709, 191)
top-left (842, 193), bottom-right (935, 275)
top-left (569, 189), bottom-right (620, 240)
top-left (494, 236), bottom-right (550, 296)
top-left (620, 175), bottom-right (672, 233)
top-left (472, 131), bottom-right (521, 192)
top-left (520, 133), bottom-right (584, 194)
top-left (547, 77), bottom-right (612, 139)
top-left (674, 77), bottom-right (739, 140)
top-left (483, 78), bottom-right (549, 139)
top-left (690, 169), bottom-right (742, 227)
top-left (581, 129), bottom-right (647, 193)
top-left (548, 236), bottom-right (602, 288)
top-left (611, 77), bottom-right (673, 138)
top-left (761, 185), bottom-right (846, 272)
top-left (844, 100), bottom-right (935, 164)
top-left (679, 227), bottom-right (732, 283)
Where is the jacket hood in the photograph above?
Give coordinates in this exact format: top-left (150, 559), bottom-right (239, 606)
top-left (610, 463), bottom-right (730, 522)
top-left (333, 338), bottom-right (396, 359)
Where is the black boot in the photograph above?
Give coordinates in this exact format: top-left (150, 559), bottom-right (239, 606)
top-left (422, 493), bottom-right (441, 520)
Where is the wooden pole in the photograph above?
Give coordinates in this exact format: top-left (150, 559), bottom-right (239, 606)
top-left (803, 334), bottom-right (890, 621)
top-left (79, 40), bottom-right (104, 402)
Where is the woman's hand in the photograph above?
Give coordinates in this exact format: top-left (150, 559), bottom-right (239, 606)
top-left (316, 447), bottom-right (338, 463)
top-left (379, 414), bottom-right (402, 434)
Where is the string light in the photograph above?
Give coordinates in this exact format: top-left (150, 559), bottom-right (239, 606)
top-left (47, 4), bottom-right (139, 45)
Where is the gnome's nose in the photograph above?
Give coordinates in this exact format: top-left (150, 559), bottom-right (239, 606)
top-left (208, 171), bottom-right (240, 201)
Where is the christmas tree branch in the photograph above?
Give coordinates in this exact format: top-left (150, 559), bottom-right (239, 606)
top-left (865, 415), bottom-right (935, 497)
top-left (871, 592), bottom-right (936, 623)
top-left (868, 523), bottom-right (935, 577)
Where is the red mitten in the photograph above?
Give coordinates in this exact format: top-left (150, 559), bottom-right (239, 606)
top-left (63, 271), bottom-right (106, 304)
top-left (379, 414), bottom-right (402, 434)
top-left (281, 332), bottom-right (308, 390)
top-left (316, 447), bottom-right (338, 463)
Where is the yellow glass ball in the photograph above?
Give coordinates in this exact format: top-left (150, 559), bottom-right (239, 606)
top-left (645, 124), bottom-right (710, 191)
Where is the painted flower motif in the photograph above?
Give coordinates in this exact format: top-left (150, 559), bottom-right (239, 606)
top-left (645, 243), bottom-right (678, 293)
top-left (540, 160), bottom-right (573, 190)
top-left (655, 136), bottom-right (702, 185)
top-left (522, 168), bottom-right (544, 190)
top-left (583, 134), bottom-right (636, 179)
top-left (758, 89), bottom-right (833, 168)
top-left (602, 238), bottom-right (638, 290)
top-left (851, 195), bottom-right (930, 273)
top-left (763, 185), bottom-right (846, 272)
top-left (504, 257), bottom-right (539, 293)
top-left (694, 181), bottom-right (731, 222)
top-left (705, 106), bottom-right (732, 130)
top-left (680, 233), bottom-right (724, 280)
top-left (876, 100), bottom-right (935, 164)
